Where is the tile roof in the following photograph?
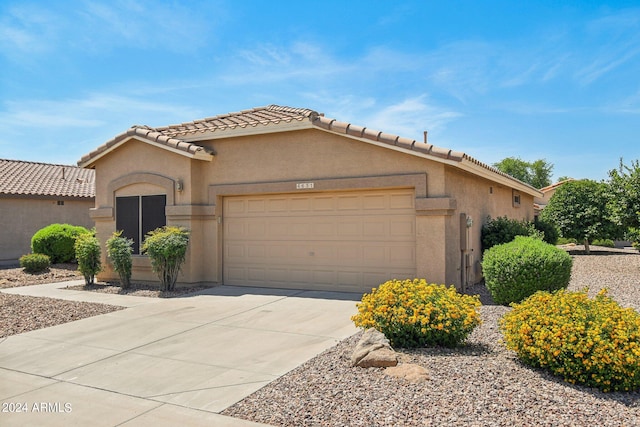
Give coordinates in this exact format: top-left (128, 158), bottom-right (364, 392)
top-left (0, 159), bottom-right (95, 198)
top-left (78, 105), bottom-right (541, 196)
top-left (155, 105), bottom-right (319, 138)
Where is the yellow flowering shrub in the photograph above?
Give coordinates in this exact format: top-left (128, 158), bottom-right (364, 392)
top-left (501, 289), bottom-right (640, 392)
top-left (351, 279), bottom-right (482, 348)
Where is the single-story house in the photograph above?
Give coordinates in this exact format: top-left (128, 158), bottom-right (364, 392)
top-left (0, 159), bottom-right (95, 265)
top-left (78, 105), bottom-right (541, 292)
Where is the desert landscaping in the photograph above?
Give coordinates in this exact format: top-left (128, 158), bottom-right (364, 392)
top-left (1, 246), bottom-right (639, 426)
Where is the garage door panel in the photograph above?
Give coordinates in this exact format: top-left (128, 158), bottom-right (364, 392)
top-left (224, 189), bottom-right (416, 292)
top-left (362, 194), bottom-right (387, 209)
top-left (312, 196), bottom-right (335, 210)
top-left (390, 193), bottom-right (415, 209)
top-left (390, 220), bottom-right (415, 237)
top-left (247, 199), bottom-right (265, 213)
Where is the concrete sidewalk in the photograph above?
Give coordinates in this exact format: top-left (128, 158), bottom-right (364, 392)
top-left (0, 282), bottom-right (361, 426)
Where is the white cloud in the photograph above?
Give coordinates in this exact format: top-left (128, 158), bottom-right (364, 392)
top-left (360, 96), bottom-right (462, 140)
top-left (0, 93), bottom-right (202, 134)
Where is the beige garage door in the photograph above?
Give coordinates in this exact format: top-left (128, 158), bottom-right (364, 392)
top-left (223, 189), bottom-right (416, 292)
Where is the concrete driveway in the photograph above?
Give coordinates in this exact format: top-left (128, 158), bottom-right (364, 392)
top-left (0, 282), bottom-right (360, 426)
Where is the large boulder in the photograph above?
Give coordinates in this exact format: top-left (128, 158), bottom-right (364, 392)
top-left (351, 328), bottom-right (398, 368)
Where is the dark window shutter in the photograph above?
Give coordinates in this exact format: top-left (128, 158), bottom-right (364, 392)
top-left (116, 196), bottom-right (140, 254)
top-left (142, 195), bottom-right (167, 240)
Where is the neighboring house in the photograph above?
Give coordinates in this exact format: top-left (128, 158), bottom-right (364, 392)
top-left (79, 105), bottom-right (541, 292)
top-left (534, 178), bottom-right (574, 217)
top-left (0, 159), bottom-right (95, 265)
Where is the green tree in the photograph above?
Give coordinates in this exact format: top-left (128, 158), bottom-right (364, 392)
top-left (540, 180), bottom-right (623, 254)
top-left (493, 157), bottom-right (553, 189)
top-left (493, 157), bottom-right (532, 184)
top-left (608, 159), bottom-right (640, 244)
top-left (530, 159), bottom-right (554, 189)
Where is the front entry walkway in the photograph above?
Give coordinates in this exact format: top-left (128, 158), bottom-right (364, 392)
top-left (0, 282), bottom-right (360, 426)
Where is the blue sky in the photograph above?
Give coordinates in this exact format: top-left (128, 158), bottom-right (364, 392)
top-left (1, 1), bottom-right (639, 181)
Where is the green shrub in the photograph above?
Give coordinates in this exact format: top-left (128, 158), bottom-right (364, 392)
top-left (351, 278), bottom-right (482, 348)
top-left (557, 237), bottom-right (578, 245)
top-left (31, 224), bottom-right (90, 263)
top-left (481, 216), bottom-right (540, 251)
top-left (501, 289), bottom-right (640, 392)
top-left (534, 218), bottom-right (559, 245)
top-left (591, 238), bottom-right (615, 248)
top-left (141, 226), bottom-right (190, 291)
top-left (482, 236), bottom-right (572, 305)
top-left (19, 253), bottom-right (51, 273)
top-left (106, 231), bottom-right (133, 289)
top-left (74, 232), bottom-right (102, 285)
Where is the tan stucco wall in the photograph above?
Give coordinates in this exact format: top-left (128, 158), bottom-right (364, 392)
top-left (443, 167), bottom-right (535, 287)
top-left (89, 128), bottom-right (535, 290)
top-left (0, 196), bottom-right (94, 265)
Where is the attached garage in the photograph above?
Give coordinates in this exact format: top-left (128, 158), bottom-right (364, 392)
top-left (79, 104), bottom-right (541, 292)
top-left (222, 189), bottom-right (416, 292)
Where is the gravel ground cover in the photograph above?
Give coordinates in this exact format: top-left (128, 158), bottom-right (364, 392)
top-left (0, 264), bottom-right (125, 338)
top-left (0, 293), bottom-right (124, 338)
top-left (63, 282), bottom-right (214, 298)
top-left (0, 263), bottom-right (81, 288)
top-left (223, 246), bottom-right (640, 427)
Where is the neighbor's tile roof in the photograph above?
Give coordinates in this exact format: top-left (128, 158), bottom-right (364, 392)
top-left (540, 178), bottom-right (575, 193)
top-left (0, 159), bottom-right (95, 198)
top-left (78, 105), bottom-right (539, 194)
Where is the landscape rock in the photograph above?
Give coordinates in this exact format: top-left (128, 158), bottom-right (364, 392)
top-left (357, 347), bottom-right (399, 368)
top-left (385, 363), bottom-right (430, 383)
top-left (351, 328), bottom-right (398, 368)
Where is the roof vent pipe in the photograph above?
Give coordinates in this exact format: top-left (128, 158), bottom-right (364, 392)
top-left (424, 131), bottom-right (428, 144)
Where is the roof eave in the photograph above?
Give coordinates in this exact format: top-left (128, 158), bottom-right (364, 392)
top-left (78, 135), bottom-right (214, 168)
top-left (313, 126), bottom-right (543, 198)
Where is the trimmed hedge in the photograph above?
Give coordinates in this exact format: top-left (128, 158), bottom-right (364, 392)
top-left (31, 224), bottom-right (90, 263)
top-left (141, 226), bottom-right (190, 292)
top-left (19, 253), bottom-right (51, 273)
top-left (106, 231), bottom-right (133, 289)
top-left (74, 232), bottom-right (101, 285)
top-left (482, 236), bottom-right (572, 305)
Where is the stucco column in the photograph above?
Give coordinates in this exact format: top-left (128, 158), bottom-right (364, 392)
top-left (415, 197), bottom-right (457, 286)
top-left (415, 215), bottom-right (447, 284)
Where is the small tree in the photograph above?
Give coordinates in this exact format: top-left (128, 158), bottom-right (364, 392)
top-left (541, 179), bottom-right (623, 254)
top-left (74, 232), bottom-right (102, 285)
top-left (608, 159), bottom-right (640, 243)
top-left (106, 231), bottom-right (134, 289)
top-left (141, 226), bottom-right (190, 291)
